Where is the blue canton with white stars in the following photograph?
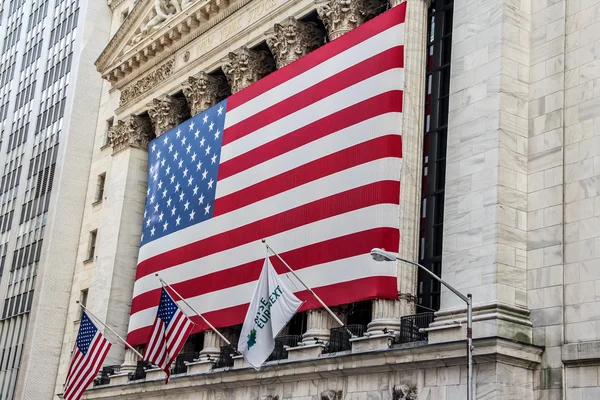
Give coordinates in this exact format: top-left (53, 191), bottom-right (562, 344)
top-left (157, 288), bottom-right (179, 327)
top-left (142, 99), bottom-right (227, 246)
top-left (76, 313), bottom-right (98, 354)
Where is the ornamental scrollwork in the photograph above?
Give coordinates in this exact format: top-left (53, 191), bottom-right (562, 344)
top-left (266, 17), bottom-right (324, 69)
top-left (108, 114), bottom-right (154, 154)
top-left (221, 46), bottom-right (275, 94)
top-left (119, 59), bottom-right (176, 108)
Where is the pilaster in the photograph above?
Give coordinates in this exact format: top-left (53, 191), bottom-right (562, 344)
top-left (182, 72), bottom-right (229, 116)
top-left (315, 0), bottom-right (379, 40)
top-left (221, 46), bottom-right (275, 94)
top-left (265, 17), bottom-right (324, 69)
top-left (147, 94), bottom-right (190, 136)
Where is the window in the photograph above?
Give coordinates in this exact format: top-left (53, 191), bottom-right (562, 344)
top-left (417, 0), bottom-right (453, 313)
top-left (95, 173), bottom-right (105, 203)
top-left (79, 288), bottom-right (88, 319)
top-left (87, 230), bottom-right (97, 261)
top-left (103, 117), bottom-right (113, 147)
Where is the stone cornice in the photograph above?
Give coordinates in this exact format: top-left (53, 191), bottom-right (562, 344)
top-left (79, 338), bottom-right (542, 399)
top-left (107, 0), bottom-right (130, 11)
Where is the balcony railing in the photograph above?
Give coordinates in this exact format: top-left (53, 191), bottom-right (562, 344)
top-left (397, 312), bottom-right (435, 343)
top-left (215, 344), bottom-right (237, 368)
top-left (128, 360), bottom-right (153, 381)
top-left (267, 335), bottom-right (302, 361)
top-left (93, 366), bottom-right (119, 386)
top-left (324, 324), bottom-right (366, 353)
top-left (171, 351), bottom-right (200, 375)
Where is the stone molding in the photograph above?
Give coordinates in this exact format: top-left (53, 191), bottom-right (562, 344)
top-left (81, 338), bottom-right (542, 398)
top-left (316, 0), bottom-right (380, 40)
top-left (562, 341), bottom-right (600, 366)
top-left (182, 71), bottom-right (229, 116)
top-left (147, 94), bottom-right (190, 136)
top-left (109, 114), bottom-right (154, 154)
top-left (221, 46), bottom-right (275, 94)
top-left (119, 59), bottom-right (176, 108)
top-left (265, 17), bottom-right (324, 69)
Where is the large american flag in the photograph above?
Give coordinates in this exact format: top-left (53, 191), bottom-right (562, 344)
top-left (63, 313), bottom-right (111, 400)
top-left (127, 4), bottom-right (406, 346)
top-left (144, 288), bottom-right (193, 382)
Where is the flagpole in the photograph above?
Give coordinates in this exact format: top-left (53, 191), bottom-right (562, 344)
top-left (155, 274), bottom-right (232, 346)
top-left (261, 239), bottom-right (354, 338)
top-left (76, 301), bottom-right (143, 359)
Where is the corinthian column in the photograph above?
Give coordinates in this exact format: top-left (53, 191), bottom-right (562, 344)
top-left (182, 72), bottom-right (229, 116)
top-left (147, 94), bottom-right (190, 137)
top-left (316, 0), bottom-right (379, 40)
top-left (265, 17), bottom-right (324, 69)
top-left (199, 330), bottom-right (221, 360)
top-left (108, 114), bottom-right (154, 155)
top-left (301, 309), bottom-right (340, 345)
top-left (221, 46), bottom-right (275, 94)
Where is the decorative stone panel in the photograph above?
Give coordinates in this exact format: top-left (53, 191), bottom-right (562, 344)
top-left (321, 390), bottom-right (343, 400)
top-left (182, 71), bottom-right (229, 116)
top-left (221, 46), bottom-right (275, 94)
top-left (316, 0), bottom-right (380, 40)
top-left (108, 114), bottom-right (154, 154)
top-left (147, 94), bottom-right (190, 136)
top-left (119, 59), bottom-right (175, 108)
top-left (265, 17), bottom-right (324, 69)
top-left (392, 384), bottom-right (418, 400)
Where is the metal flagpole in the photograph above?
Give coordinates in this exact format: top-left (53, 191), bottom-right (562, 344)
top-left (261, 239), bottom-right (354, 338)
top-left (76, 301), bottom-right (143, 359)
top-left (155, 274), bottom-right (231, 346)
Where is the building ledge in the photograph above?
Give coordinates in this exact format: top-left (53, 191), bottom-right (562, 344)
top-left (563, 341), bottom-right (600, 366)
top-left (80, 337), bottom-right (543, 399)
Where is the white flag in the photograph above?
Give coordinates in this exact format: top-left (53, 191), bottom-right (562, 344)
top-left (238, 257), bottom-right (303, 369)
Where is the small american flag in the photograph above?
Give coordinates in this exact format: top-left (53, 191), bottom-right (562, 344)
top-left (128, 3), bottom-right (406, 345)
top-left (63, 313), bottom-right (111, 400)
top-left (143, 288), bottom-right (193, 383)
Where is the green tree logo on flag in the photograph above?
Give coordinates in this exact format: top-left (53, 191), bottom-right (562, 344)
top-left (247, 329), bottom-right (257, 349)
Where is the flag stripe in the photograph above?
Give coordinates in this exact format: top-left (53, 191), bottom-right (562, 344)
top-left (64, 332), bottom-right (111, 400)
top-left (131, 227), bottom-right (399, 315)
top-left (226, 8), bottom-right (405, 111)
top-left (220, 69), bottom-right (403, 162)
top-left (218, 95), bottom-right (402, 181)
top-left (69, 339), bottom-right (111, 400)
top-left (222, 46), bottom-right (403, 146)
top-left (136, 180), bottom-right (399, 279)
top-left (215, 135), bottom-right (401, 215)
top-left (132, 202), bottom-right (399, 300)
top-left (128, 275), bottom-right (396, 345)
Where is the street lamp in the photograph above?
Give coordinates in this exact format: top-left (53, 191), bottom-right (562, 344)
top-left (370, 248), bottom-right (474, 400)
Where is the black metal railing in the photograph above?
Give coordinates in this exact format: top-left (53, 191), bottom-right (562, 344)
top-left (267, 334), bottom-right (302, 361)
top-left (171, 351), bottom-right (199, 375)
top-left (93, 366), bottom-right (117, 386)
top-left (398, 312), bottom-right (435, 343)
top-left (128, 360), bottom-right (152, 381)
top-left (214, 344), bottom-right (237, 368)
top-left (324, 324), bottom-right (366, 353)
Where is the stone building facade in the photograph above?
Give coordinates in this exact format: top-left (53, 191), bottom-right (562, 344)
top-left (42, 0), bottom-right (600, 399)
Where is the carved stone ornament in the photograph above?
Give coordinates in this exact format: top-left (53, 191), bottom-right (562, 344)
top-left (182, 72), bottom-right (230, 116)
top-left (132, 0), bottom-right (196, 43)
top-left (266, 17), bottom-right (324, 69)
top-left (119, 59), bottom-right (175, 108)
top-left (261, 396), bottom-right (279, 400)
top-left (321, 390), bottom-right (343, 400)
top-left (316, 0), bottom-right (381, 40)
top-left (392, 384), bottom-right (418, 400)
top-left (108, 114), bottom-right (154, 154)
top-left (221, 46), bottom-right (275, 94)
top-left (147, 94), bottom-right (191, 136)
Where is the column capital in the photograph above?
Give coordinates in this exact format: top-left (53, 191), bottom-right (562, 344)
top-left (147, 94), bottom-right (190, 137)
top-left (108, 114), bottom-right (154, 155)
top-left (221, 46), bottom-right (275, 94)
top-left (182, 72), bottom-right (229, 116)
top-left (265, 17), bottom-right (324, 69)
top-left (316, 0), bottom-right (380, 41)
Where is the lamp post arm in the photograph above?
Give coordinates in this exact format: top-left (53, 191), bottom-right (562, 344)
top-left (394, 256), bottom-right (470, 305)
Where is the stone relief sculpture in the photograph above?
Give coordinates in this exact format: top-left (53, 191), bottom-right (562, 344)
top-left (131, 0), bottom-right (196, 43)
top-left (316, 0), bottom-right (380, 40)
top-left (119, 59), bottom-right (176, 107)
top-left (147, 94), bottom-right (190, 136)
top-left (221, 46), bottom-right (275, 94)
top-left (108, 114), bottom-right (154, 154)
top-left (392, 384), bottom-right (418, 400)
top-left (321, 390), bottom-right (343, 400)
top-left (182, 72), bottom-right (230, 116)
top-left (266, 17), bottom-right (324, 69)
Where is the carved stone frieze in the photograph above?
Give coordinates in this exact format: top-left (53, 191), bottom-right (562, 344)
top-left (182, 72), bottom-right (230, 116)
top-left (265, 17), bottom-right (324, 69)
top-left (119, 59), bottom-right (175, 108)
top-left (221, 46), bottom-right (275, 94)
top-left (316, 0), bottom-right (381, 40)
top-left (132, 0), bottom-right (196, 43)
top-left (321, 390), bottom-right (343, 400)
top-left (147, 94), bottom-right (191, 136)
top-left (109, 114), bottom-right (154, 154)
top-left (392, 384), bottom-right (418, 400)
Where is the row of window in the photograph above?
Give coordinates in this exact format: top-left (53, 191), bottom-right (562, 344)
top-left (1, 290), bottom-right (33, 319)
top-left (7, 0), bottom-right (26, 17)
top-left (14, 80), bottom-right (36, 111)
top-left (0, 56), bottom-right (16, 87)
top-left (2, 20), bottom-right (22, 55)
top-left (0, 164), bottom-right (22, 199)
top-left (42, 51), bottom-right (72, 91)
top-left (34, 96), bottom-right (66, 135)
top-left (7, 118), bottom-right (29, 153)
top-left (48, 4), bottom-right (79, 49)
top-left (21, 34), bottom-right (44, 72)
top-left (20, 145), bottom-right (58, 225)
top-left (10, 239), bottom-right (42, 273)
top-left (27, 0), bottom-right (49, 32)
